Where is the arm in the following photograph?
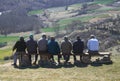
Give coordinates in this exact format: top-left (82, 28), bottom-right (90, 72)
top-left (56, 42), bottom-right (60, 54)
top-left (87, 40), bottom-right (90, 50)
top-left (12, 42), bottom-right (18, 51)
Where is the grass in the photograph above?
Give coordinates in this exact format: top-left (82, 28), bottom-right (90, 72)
top-left (58, 16), bottom-right (94, 26)
top-left (0, 35), bottom-right (28, 60)
top-left (0, 36), bottom-right (19, 43)
top-left (0, 48), bottom-right (12, 60)
top-left (88, 7), bottom-right (114, 13)
top-left (41, 26), bottom-right (65, 32)
top-left (58, 14), bottom-right (110, 26)
top-left (28, 10), bottom-right (44, 15)
top-left (69, 3), bottom-right (82, 10)
top-left (93, 0), bottom-right (115, 5)
top-left (0, 55), bottom-right (120, 81)
top-left (42, 13), bottom-right (110, 32)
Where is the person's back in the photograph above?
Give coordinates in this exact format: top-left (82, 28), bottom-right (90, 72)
top-left (61, 36), bottom-right (72, 63)
top-left (12, 37), bottom-right (26, 67)
top-left (13, 37), bottom-right (26, 52)
top-left (61, 38), bottom-right (72, 54)
top-left (73, 36), bottom-right (84, 62)
top-left (87, 35), bottom-right (99, 51)
top-left (38, 35), bottom-right (48, 52)
top-left (26, 35), bottom-right (38, 65)
top-left (48, 37), bottom-right (61, 64)
top-left (73, 39), bottom-right (84, 54)
top-left (48, 38), bottom-right (60, 55)
top-left (26, 37), bottom-right (37, 54)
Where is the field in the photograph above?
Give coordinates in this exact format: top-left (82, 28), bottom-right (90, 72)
top-left (0, 35), bottom-right (28, 60)
top-left (0, 55), bottom-right (120, 81)
top-left (28, 10), bottom-right (44, 15)
top-left (0, 48), bottom-right (12, 60)
top-left (93, 0), bottom-right (115, 5)
top-left (0, 0), bottom-right (120, 80)
top-left (0, 36), bottom-right (19, 43)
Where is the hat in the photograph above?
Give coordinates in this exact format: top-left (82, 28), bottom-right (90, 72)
top-left (42, 33), bottom-right (46, 38)
top-left (90, 34), bottom-right (95, 38)
top-left (29, 34), bottom-right (33, 39)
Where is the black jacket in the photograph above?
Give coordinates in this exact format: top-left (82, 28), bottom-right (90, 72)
top-left (13, 40), bottom-right (26, 52)
top-left (73, 39), bottom-right (84, 54)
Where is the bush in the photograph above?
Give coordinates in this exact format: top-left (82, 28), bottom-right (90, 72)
top-left (3, 55), bottom-right (13, 60)
top-left (4, 56), bottom-right (10, 60)
top-left (0, 42), bottom-right (7, 48)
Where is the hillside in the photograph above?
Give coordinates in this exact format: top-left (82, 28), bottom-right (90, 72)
top-left (0, 0), bottom-right (120, 53)
top-left (0, 0), bottom-right (119, 35)
top-left (0, 0), bottom-right (93, 11)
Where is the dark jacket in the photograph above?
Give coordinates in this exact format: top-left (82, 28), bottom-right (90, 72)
top-left (13, 40), bottom-right (26, 52)
top-left (48, 40), bottom-right (60, 55)
top-left (26, 39), bottom-right (37, 54)
top-left (73, 39), bottom-right (84, 54)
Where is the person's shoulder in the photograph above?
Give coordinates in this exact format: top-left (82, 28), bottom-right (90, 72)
top-left (68, 40), bottom-right (72, 43)
top-left (93, 38), bottom-right (98, 41)
top-left (73, 40), bottom-right (77, 43)
top-left (38, 38), bottom-right (43, 42)
top-left (26, 39), bottom-right (30, 42)
top-left (54, 41), bottom-right (59, 44)
top-left (81, 40), bottom-right (84, 43)
top-left (16, 40), bottom-right (20, 44)
top-left (61, 40), bottom-right (64, 42)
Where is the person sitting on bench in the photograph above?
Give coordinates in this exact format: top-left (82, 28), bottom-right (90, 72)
top-left (61, 36), bottom-right (72, 64)
top-left (12, 36), bottom-right (26, 67)
top-left (48, 37), bottom-right (61, 64)
top-left (73, 36), bottom-right (84, 63)
top-left (87, 34), bottom-right (99, 58)
top-left (38, 33), bottom-right (48, 63)
top-left (26, 34), bottom-right (38, 65)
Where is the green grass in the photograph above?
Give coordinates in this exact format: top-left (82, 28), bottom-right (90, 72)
top-left (88, 7), bottom-right (114, 13)
top-left (28, 10), bottom-right (44, 15)
top-left (69, 3), bottom-right (82, 9)
top-left (0, 36), bottom-right (19, 43)
top-left (58, 16), bottom-right (94, 26)
top-left (93, 0), bottom-right (115, 5)
top-left (42, 13), bottom-right (110, 32)
top-left (0, 48), bottom-right (12, 60)
top-left (41, 26), bottom-right (65, 32)
top-left (58, 14), bottom-right (110, 26)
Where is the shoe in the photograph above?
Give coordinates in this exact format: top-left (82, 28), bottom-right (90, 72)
top-left (33, 62), bottom-right (36, 65)
top-left (12, 63), bottom-right (18, 67)
top-left (58, 62), bottom-right (62, 65)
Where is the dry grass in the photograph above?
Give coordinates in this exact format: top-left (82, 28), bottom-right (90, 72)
top-left (0, 55), bottom-right (120, 81)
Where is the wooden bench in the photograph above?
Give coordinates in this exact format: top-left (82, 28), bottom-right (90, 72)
top-left (85, 52), bottom-right (111, 57)
top-left (83, 52), bottom-right (112, 63)
top-left (38, 52), bottom-right (112, 64)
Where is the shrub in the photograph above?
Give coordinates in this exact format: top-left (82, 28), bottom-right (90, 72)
top-left (0, 42), bottom-right (7, 48)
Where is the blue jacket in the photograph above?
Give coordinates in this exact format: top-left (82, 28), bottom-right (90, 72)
top-left (48, 40), bottom-right (60, 55)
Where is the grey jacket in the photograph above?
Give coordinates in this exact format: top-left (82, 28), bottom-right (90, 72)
top-left (61, 40), bottom-right (72, 54)
top-left (38, 38), bottom-right (48, 52)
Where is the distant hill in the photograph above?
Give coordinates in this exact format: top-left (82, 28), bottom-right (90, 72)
top-left (0, 0), bottom-right (93, 11)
